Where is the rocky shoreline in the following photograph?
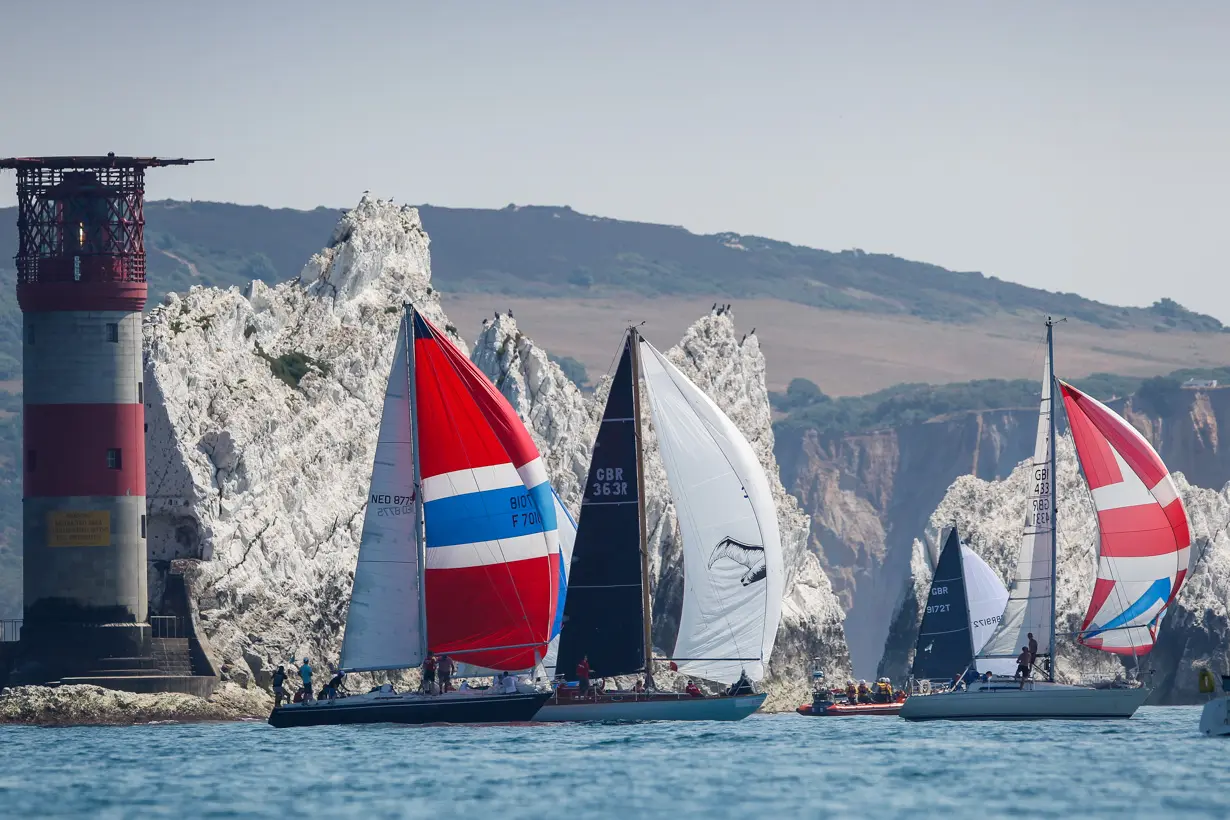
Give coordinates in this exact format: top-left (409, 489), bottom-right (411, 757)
top-left (0, 683), bottom-right (271, 726)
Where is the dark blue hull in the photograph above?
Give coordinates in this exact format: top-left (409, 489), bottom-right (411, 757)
top-left (268, 690), bottom-right (551, 728)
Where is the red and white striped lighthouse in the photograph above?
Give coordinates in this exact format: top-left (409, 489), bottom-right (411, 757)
top-left (1, 155), bottom-right (207, 679)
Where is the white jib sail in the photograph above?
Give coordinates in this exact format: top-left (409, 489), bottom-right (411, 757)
top-left (639, 341), bottom-right (784, 684)
top-left (978, 351), bottom-right (1055, 662)
top-left (962, 546), bottom-right (1016, 676)
top-left (340, 317), bottom-right (425, 672)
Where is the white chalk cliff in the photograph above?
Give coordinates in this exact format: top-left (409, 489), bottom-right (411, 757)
top-left (879, 434), bottom-right (1230, 703)
top-left (143, 198), bottom-right (850, 707)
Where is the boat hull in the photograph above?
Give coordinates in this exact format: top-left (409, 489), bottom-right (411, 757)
top-left (797, 700), bottom-right (903, 716)
top-left (899, 681), bottom-right (1149, 721)
top-left (268, 690), bottom-right (551, 728)
top-left (1200, 698), bottom-right (1230, 736)
top-left (535, 692), bottom-right (766, 722)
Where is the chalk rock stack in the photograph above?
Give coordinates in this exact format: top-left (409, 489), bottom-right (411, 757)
top-left (144, 196), bottom-right (852, 707)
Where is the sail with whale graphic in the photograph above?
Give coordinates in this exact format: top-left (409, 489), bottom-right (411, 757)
top-left (541, 325), bottom-right (781, 721)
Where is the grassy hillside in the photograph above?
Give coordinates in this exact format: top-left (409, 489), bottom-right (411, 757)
top-left (1, 200), bottom-right (1223, 330)
top-left (772, 367), bottom-right (1230, 440)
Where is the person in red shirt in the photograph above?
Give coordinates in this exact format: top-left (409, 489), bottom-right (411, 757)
top-left (685, 679), bottom-right (703, 698)
top-left (576, 656), bottom-right (592, 696)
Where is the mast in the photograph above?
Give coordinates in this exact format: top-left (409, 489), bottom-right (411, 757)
top-left (629, 326), bottom-right (654, 683)
top-left (1046, 317), bottom-right (1058, 682)
top-left (407, 304), bottom-right (429, 661)
top-left (956, 528), bottom-right (978, 665)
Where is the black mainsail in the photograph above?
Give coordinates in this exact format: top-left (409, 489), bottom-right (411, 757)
top-left (911, 527), bottom-right (976, 681)
top-left (555, 335), bottom-right (646, 679)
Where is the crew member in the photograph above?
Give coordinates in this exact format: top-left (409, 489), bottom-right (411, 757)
top-left (422, 651), bottom-right (438, 693)
top-left (272, 665), bottom-right (288, 708)
top-left (438, 654), bottom-right (455, 693)
top-left (1015, 646), bottom-right (1032, 689)
top-left (845, 680), bottom-right (858, 705)
top-left (727, 670), bottom-right (754, 697)
top-left (685, 679), bottom-right (703, 698)
top-left (857, 680), bottom-right (872, 704)
top-left (1027, 632), bottom-right (1039, 672)
top-left (576, 655), bottom-right (592, 696)
top-left (297, 658), bottom-right (314, 702)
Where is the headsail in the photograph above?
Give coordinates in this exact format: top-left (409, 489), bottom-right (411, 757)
top-left (555, 336), bottom-right (646, 680)
top-left (1059, 382), bottom-right (1192, 655)
top-left (340, 315), bottom-right (424, 672)
top-left (639, 340), bottom-right (783, 684)
top-left (961, 546), bottom-right (1015, 676)
top-left (979, 350), bottom-right (1055, 663)
top-left (412, 311), bottom-right (560, 671)
top-left (912, 528), bottom-right (974, 680)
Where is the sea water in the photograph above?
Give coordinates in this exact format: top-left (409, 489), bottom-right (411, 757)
top-left (0, 707), bottom-right (1224, 819)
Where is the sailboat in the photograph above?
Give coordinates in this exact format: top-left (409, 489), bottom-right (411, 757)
top-left (911, 526), bottom-right (1011, 685)
top-left (534, 327), bottom-right (781, 722)
top-left (269, 306), bottom-right (557, 727)
top-left (799, 526), bottom-right (1010, 716)
top-left (900, 319), bottom-right (1192, 721)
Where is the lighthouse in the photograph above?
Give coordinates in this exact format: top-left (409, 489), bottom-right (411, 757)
top-left (1, 154), bottom-right (208, 685)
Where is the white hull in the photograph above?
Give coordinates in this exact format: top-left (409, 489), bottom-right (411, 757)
top-left (899, 680), bottom-right (1149, 721)
top-left (535, 693), bottom-right (766, 722)
top-left (1200, 698), bottom-right (1230, 736)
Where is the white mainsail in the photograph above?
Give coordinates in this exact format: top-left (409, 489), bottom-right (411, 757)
top-left (638, 341), bottom-right (783, 683)
top-left (339, 317), bottom-right (425, 672)
top-left (978, 351), bottom-right (1055, 663)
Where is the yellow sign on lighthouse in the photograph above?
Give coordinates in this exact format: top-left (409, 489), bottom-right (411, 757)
top-left (47, 510), bottom-right (112, 547)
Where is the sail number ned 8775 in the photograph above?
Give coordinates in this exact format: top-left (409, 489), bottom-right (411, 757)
top-left (591, 467), bottom-right (629, 498)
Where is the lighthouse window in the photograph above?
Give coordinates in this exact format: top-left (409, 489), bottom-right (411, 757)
top-left (141, 515), bottom-right (147, 539)
top-left (106, 323), bottom-right (119, 343)
top-left (26, 450), bottom-right (36, 472)
top-left (106, 448), bottom-right (122, 470)
top-left (138, 381), bottom-right (144, 404)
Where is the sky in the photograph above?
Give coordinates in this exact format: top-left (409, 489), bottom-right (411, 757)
top-left (2, 1), bottom-right (1228, 318)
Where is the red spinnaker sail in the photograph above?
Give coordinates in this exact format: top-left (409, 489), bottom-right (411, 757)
top-left (412, 312), bottom-right (560, 671)
top-left (1060, 382), bottom-right (1191, 655)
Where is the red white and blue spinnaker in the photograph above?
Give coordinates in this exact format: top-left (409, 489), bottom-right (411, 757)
top-left (1060, 382), bottom-right (1191, 655)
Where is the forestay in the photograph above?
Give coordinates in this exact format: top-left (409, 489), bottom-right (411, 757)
top-left (340, 316), bottom-right (424, 672)
top-left (639, 341), bottom-right (783, 684)
top-left (979, 352), bottom-right (1055, 663)
top-left (1060, 382), bottom-right (1192, 655)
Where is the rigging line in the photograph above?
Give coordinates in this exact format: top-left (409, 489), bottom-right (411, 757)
top-left (420, 326), bottom-right (543, 646)
top-left (640, 339), bottom-right (767, 666)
